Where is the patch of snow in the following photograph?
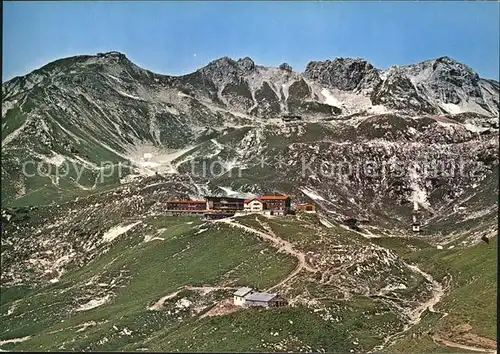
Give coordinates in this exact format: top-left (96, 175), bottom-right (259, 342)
top-left (43, 152), bottom-right (66, 167)
top-left (368, 105), bottom-right (391, 114)
top-left (75, 321), bottom-right (98, 333)
top-left (300, 187), bottom-right (327, 202)
top-left (2, 116), bottom-right (32, 147)
top-left (6, 302), bottom-right (17, 316)
top-left (441, 103), bottom-right (462, 114)
top-left (120, 327), bottom-right (133, 336)
top-left (75, 295), bottom-right (111, 312)
top-left (407, 127), bottom-right (418, 135)
top-left (177, 91), bottom-right (192, 98)
top-left (321, 88), bottom-right (341, 107)
top-left (143, 235), bottom-right (165, 243)
top-left (102, 221), bottom-right (141, 243)
top-left (380, 283), bottom-right (407, 293)
top-left (218, 186), bottom-right (257, 199)
top-left (125, 143), bottom-right (197, 175)
top-left (408, 166), bottom-right (431, 210)
top-left (463, 209), bottom-right (492, 221)
top-left (106, 74), bottom-right (122, 83)
top-left (144, 228), bottom-right (166, 243)
top-left (463, 123), bottom-right (489, 133)
top-left (195, 228), bottom-right (208, 235)
top-left (49, 277), bottom-right (60, 284)
top-left (0, 336), bottom-right (31, 346)
top-left (116, 90), bottom-right (142, 100)
top-left (2, 99), bottom-right (18, 118)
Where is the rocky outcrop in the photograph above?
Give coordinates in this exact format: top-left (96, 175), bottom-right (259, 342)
top-left (370, 68), bottom-right (439, 114)
top-left (304, 58), bottom-right (382, 92)
top-left (279, 63), bottom-right (292, 72)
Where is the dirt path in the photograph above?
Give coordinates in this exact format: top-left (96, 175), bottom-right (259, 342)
top-left (148, 286), bottom-right (237, 311)
top-left (337, 219), bottom-right (447, 329)
top-left (216, 218), bottom-right (317, 290)
top-left (403, 262), bottom-right (445, 325)
top-left (267, 261), bottom-right (303, 291)
top-left (369, 247), bottom-right (489, 354)
top-left (432, 334), bottom-right (497, 353)
top-left (354, 233), bottom-right (449, 352)
top-left (218, 215), bottom-right (462, 354)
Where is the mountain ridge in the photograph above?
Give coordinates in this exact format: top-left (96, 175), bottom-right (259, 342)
top-left (2, 50), bottom-right (498, 229)
top-left (4, 50), bottom-right (498, 119)
top-left (4, 51), bottom-right (499, 83)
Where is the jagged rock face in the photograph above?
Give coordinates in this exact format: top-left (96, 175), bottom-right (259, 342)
top-left (221, 77), bottom-right (254, 111)
top-left (371, 69), bottom-right (439, 114)
top-left (3, 51), bottom-right (499, 123)
top-left (251, 81), bottom-right (281, 116)
top-left (372, 57), bottom-right (499, 116)
top-left (197, 57), bottom-right (239, 83)
top-left (288, 79), bottom-right (311, 101)
top-left (236, 57), bottom-right (256, 73)
top-left (304, 58), bottom-right (382, 91)
top-left (192, 56), bottom-right (255, 86)
top-left (429, 57), bottom-right (482, 102)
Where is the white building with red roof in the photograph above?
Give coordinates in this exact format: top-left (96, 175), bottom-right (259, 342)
top-left (243, 195), bottom-right (291, 215)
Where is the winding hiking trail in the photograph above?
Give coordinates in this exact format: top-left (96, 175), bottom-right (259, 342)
top-left (432, 334), bottom-right (497, 354)
top-left (403, 262), bottom-right (445, 324)
top-left (149, 215), bottom-right (493, 354)
top-left (216, 217), bottom-right (317, 290)
top-left (219, 216), bottom-right (448, 332)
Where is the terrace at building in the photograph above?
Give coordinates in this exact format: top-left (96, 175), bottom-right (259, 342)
top-left (205, 196), bottom-right (246, 212)
top-left (166, 200), bottom-right (206, 214)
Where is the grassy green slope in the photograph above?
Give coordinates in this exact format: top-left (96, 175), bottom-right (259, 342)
top-left (0, 213), bottom-right (407, 353)
top-left (0, 215), bottom-right (297, 351)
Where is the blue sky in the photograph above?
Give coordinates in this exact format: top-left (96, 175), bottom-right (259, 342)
top-left (3, 1), bottom-right (499, 82)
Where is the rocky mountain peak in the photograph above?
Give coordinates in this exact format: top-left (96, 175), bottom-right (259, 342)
top-left (279, 63), bottom-right (293, 72)
top-left (304, 57), bottom-right (381, 91)
top-left (435, 56), bottom-right (458, 65)
top-left (95, 51), bottom-right (130, 63)
top-left (198, 57), bottom-right (239, 83)
top-left (202, 56), bottom-right (256, 75)
top-left (236, 57), bottom-right (255, 73)
top-left (431, 56), bottom-right (480, 82)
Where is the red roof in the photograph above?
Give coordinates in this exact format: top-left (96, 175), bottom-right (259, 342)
top-left (259, 195), bottom-right (290, 200)
top-left (245, 196), bottom-right (290, 203)
top-left (244, 198), bottom-right (263, 203)
top-left (167, 200), bottom-right (205, 204)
